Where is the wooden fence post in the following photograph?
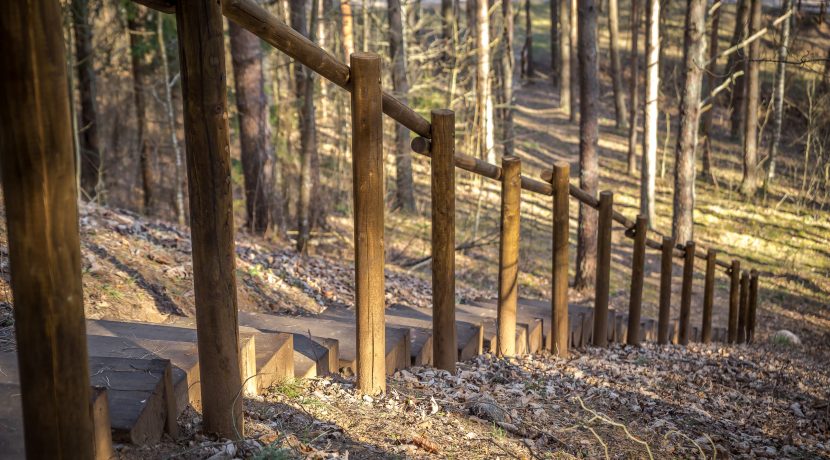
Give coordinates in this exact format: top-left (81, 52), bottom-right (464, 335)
top-left (0, 0), bottom-right (95, 455)
top-left (728, 260), bottom-right (741, 343)
top-left (748, 270), bottom-right (759, 343)
top-left (497, 156), bottom-right (522, 357)
top-left (627, 215), bottom-right (648, 346)
top-left (701, 249), bottom-right (716, 343)
top-left (737, 270), bottom-right (749, 344)
top-left (176, 0), bottom-right (244, 436)
top-left (351, 53), bottom-right (386, 393)
top-left (431, 109), bottom-right (457, 371)
top-left (678, 241), bottom-right (695, 345)
top-left (593, 191), bottom-right (613, 347)
top-left (550, 162), bottom-right (570, 357)
top-left (657, 236), bottom-right (675, 344)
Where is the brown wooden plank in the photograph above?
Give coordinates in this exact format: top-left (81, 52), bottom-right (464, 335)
top-left (497, 156), bottom-right (522, 357)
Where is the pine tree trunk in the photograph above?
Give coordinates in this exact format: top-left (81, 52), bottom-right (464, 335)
top-left (71, 0), bottom-right (101, 200)
top-left (701, 0), bottom-right (720, 179)
top-left (574, 0), bottom-right (599, 291)
top-left (127, 4), bottom-right (154, 214)
top-left (765, 0), bottom-right (792, 187)
top-left (641, 0), bottom-right (659, 223)
top-left (502, 0), bottom-right (516, 156)
top-left (551, 0), bottom-right (561, 88)
top-left (739, 0), bottom-right (761, 196)
top-left (559, 0), bottom-right (571, 113)
top-left (626, 0), bottom-right (641, 175)
top-left (230, 21), bottom-right (274, 234)
top-left (569, 0), bottom-right (579, 122)
top-left (387, 0), bottom-right (416, 212)
top-left (607, 0), bottom-right (628, 130)
top-left (727, 0), bottom-right (749, 138)
top-left (671, 0), bottom-right (706, 244)
top-left (475, 0), bottom-right (496, 162)
top-left (341, 0), bottom-right (356, 58)
top-left (522, 0), bottom-right (534, 78)
top-left (292, 0), bottom-right (320, 252)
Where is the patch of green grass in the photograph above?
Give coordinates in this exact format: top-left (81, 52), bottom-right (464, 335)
top-left (272, 379), bottom-right (303, 399)
top-left (101, 283), bottom-right (124, 301)
top-left (252, 445), bottom-right (295, 460)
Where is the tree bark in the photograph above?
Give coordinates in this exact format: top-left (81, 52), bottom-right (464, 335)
top-left (574, 0), bottom-right (599, 291)
top-left (442, 0), bottom-right (454, 41)
top-left (626, 0), bottom-right (641, 175)
top-left (739, 0), bottom-right (761, 196)
top-left (522, 0), bottom-right (534, 78)
top-left (765, 0), bottom-right (792, 187)
top-left (701, 0), bottom-right (720, 179)
top-left (727, 0), bottom-right (749, 138)
top-left (607, 0), bottom-right (628, 129)
top-left (475, 0), bottom-right (496, 162)
top-left (551, 0), bottom-right (561, 88)
top-left (641, 0), bottom-right (659, 224)
top-left (292, 0), bottom-right (320, 252)
top-left (559, 0), bottom-right (571, 113)
top-left (71, 0), bottom-right (102, 201)
top-left (671, 0), bottom-right (707, 245)
top-left (230, 21), bottom-right (274, 234)
top-left (569, 0), bottom-right (579, 122)
top-left (127, 3), bottom-right (154, 214)
top-left (387, 0), bottom-right (416, 212)
top-left (502, 0), bottom-right (516, 156)
top-left (341, 0), bottom-right (356, 58)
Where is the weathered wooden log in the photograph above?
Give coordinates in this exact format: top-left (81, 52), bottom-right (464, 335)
top-left (497, 156), bottom-right (522, 357)
top-left (176, 0), bottom-right (244, 436)
top-left (657, 236), bottom-right (675, 344)
top-left (737, 270), bottom-right (749, 344)
top-left (728, 260), bottom-right (741, 343)
top-left (701, 249), bottom-right (716, 343)
top-left (593, 191), bottom-right (613, 347)
top-left (627, 215), bottom-right (648, 346)
top-left (678, 241), bottom-right (696, 345)
top-left (351, 53), bottom-right (386, 393)
top-left (0, 0), bottom-right (95, 455)
top-left (748, 270), bottom-right (759, 343)
top-left (430, 109), bottom-right (457, 371)
top-left (550, 163), bottom-right (570, 357)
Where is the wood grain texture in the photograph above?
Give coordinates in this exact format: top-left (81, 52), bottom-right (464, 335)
top-left (738, 271), bottom-right (750, 343)
top-left (0, 0), bottom-right (95, 456)
top-left (497, 156), bottom-right (522, 357)
top-left (430, 109), bottom-right (457, 371)
top-left (678, 241), bottom-right (696, 345)
top-left (626, 215), bottom-right (648, 346)
top-left (701, 249), bottom-right (717, 343)
top-left (550, 163), bottom-right (570, 357)
top-left (351, 53), bottom-right (386, 394)
top-left (748, 271), bottom-right (759, 343)
top-left (728, 260), bottom-right (741, 343)
top-left (593, 191), bottom-right (613, 347)
top-left (175, 0), bottom-right (244, 437)
top-left (657, 236), bottom-right (675, 344)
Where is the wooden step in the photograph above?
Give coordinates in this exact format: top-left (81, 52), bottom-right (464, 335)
top-left (384, 303), bottom-right (483, 366)
top-left (458, 300), bottom-right (545, 354)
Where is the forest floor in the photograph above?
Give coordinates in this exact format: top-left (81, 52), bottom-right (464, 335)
top-left (2, 1), bottom-right (830, 459)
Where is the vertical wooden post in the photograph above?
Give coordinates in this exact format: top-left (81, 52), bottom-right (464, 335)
top-left (747, 270), bottom-right (759, 343)
top-left (497, 156), bottom-right (521, 357)
top-left (678, 241), bottom-right (695, 345)
top-left (701, 249), bottom-right (716, 343)
top-left (177, 0), bottom-right (243, 437)
top-left (737, 270), bottom-right (749, 344)
top-left (728, 260), bottom-right (741, 343)
top-left (0, 0), bottom-right (95, 455)
top-left (627, 215), bottom-right (648, 346)
top-left (431, 109), bottom-right (457, 371)
top-left (593, 191), bottom-right (613, 347)
top-left (657, 236), bottom-right (675, 344)
top-left (351, 53), bottom-right (386, 393)
top-left (550, 162), bottom-right (570, 357)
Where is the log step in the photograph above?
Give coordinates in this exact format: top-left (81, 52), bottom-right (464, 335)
top-left (384, 303), bottom-right (483, 366)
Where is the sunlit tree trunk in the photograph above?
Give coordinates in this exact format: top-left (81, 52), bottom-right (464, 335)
top-left (127, 3), bottom-right (154, 214)
top-left (765, 0), bottom-right (792, 188)
top-left (727, 0), bottom-right (749, 138)
top-left (522, 0), bottom-right (534, 78)
top-left (626, 0), bottom-right (641, 175)
top-left (700, 0), bottom-right (720, 179)
top-left (671, 0), bottom-right (706, 244)
top-left (574, 0), bottom-right (599, 291)
top-left (551, 0), bottom-right (560, 88)
top-left (502, 0), bottom-right (516, 155)
top-left (387, 0), bottom-right (416, 211)
top-left (607, 0), bottom-right (628, 129)
top-left (340, 0), bottom-right (355, 57)
top-left (475, 0), bottom-right (496, 162)
top-left (569, 0), bottom-right (579, 122)
top-left (641, 0), bottom-right (659, 223)
top-left (559, 0), bottom-right (571, 113)
top-left (739, 0), bottom-right (761, 196)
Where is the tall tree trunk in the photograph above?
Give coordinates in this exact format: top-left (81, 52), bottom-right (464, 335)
top-left (127, 3), bottom-right (154, 214)
top-left (156, 12), bottom-right (186, 226)
top-left (739, 0), bottom-right (761, 196)
top-left (671, 0), bottom-right (706, 244)
top-left (341, 0), bottom-right (356, 58)
top-left (502, 0), bottom-right (516, 155)
top-left (551, 0), bottom-right (561, 88)
top-left (607, 0), bottom-right (628, 130)
top-left (71, 0), bottom-right (101, 201)
top-left (626, 0), bottom-right (641, 175)
top-left (230, 21), bottom-right (274, 234)
top-left (574, 0), bottom-right (599, 291)
top-left (361, 0), bottom-right (370, 52)
top-left (292, 0), bottom-right (320, 252)
top-left (559, 0), bottom-right (571, 112)
top-left (765, 0), bottom-right (792, 187)
top-left (442, 0), bottom-right (454, 41)
top-left (475, 0), bottom-right (496, 162)
top-left (569, 0), bottom-right (579, 122)
top-left (701, 0), bottom-right (720, 179)
top-left (641, 0), bottom-right (659, 223)
top-left (522, 0), bottom-right (534, 78)
top-left (388, 0), bottom-right (416, 212)
top-left (727, 0), bottom-right (750, 138)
